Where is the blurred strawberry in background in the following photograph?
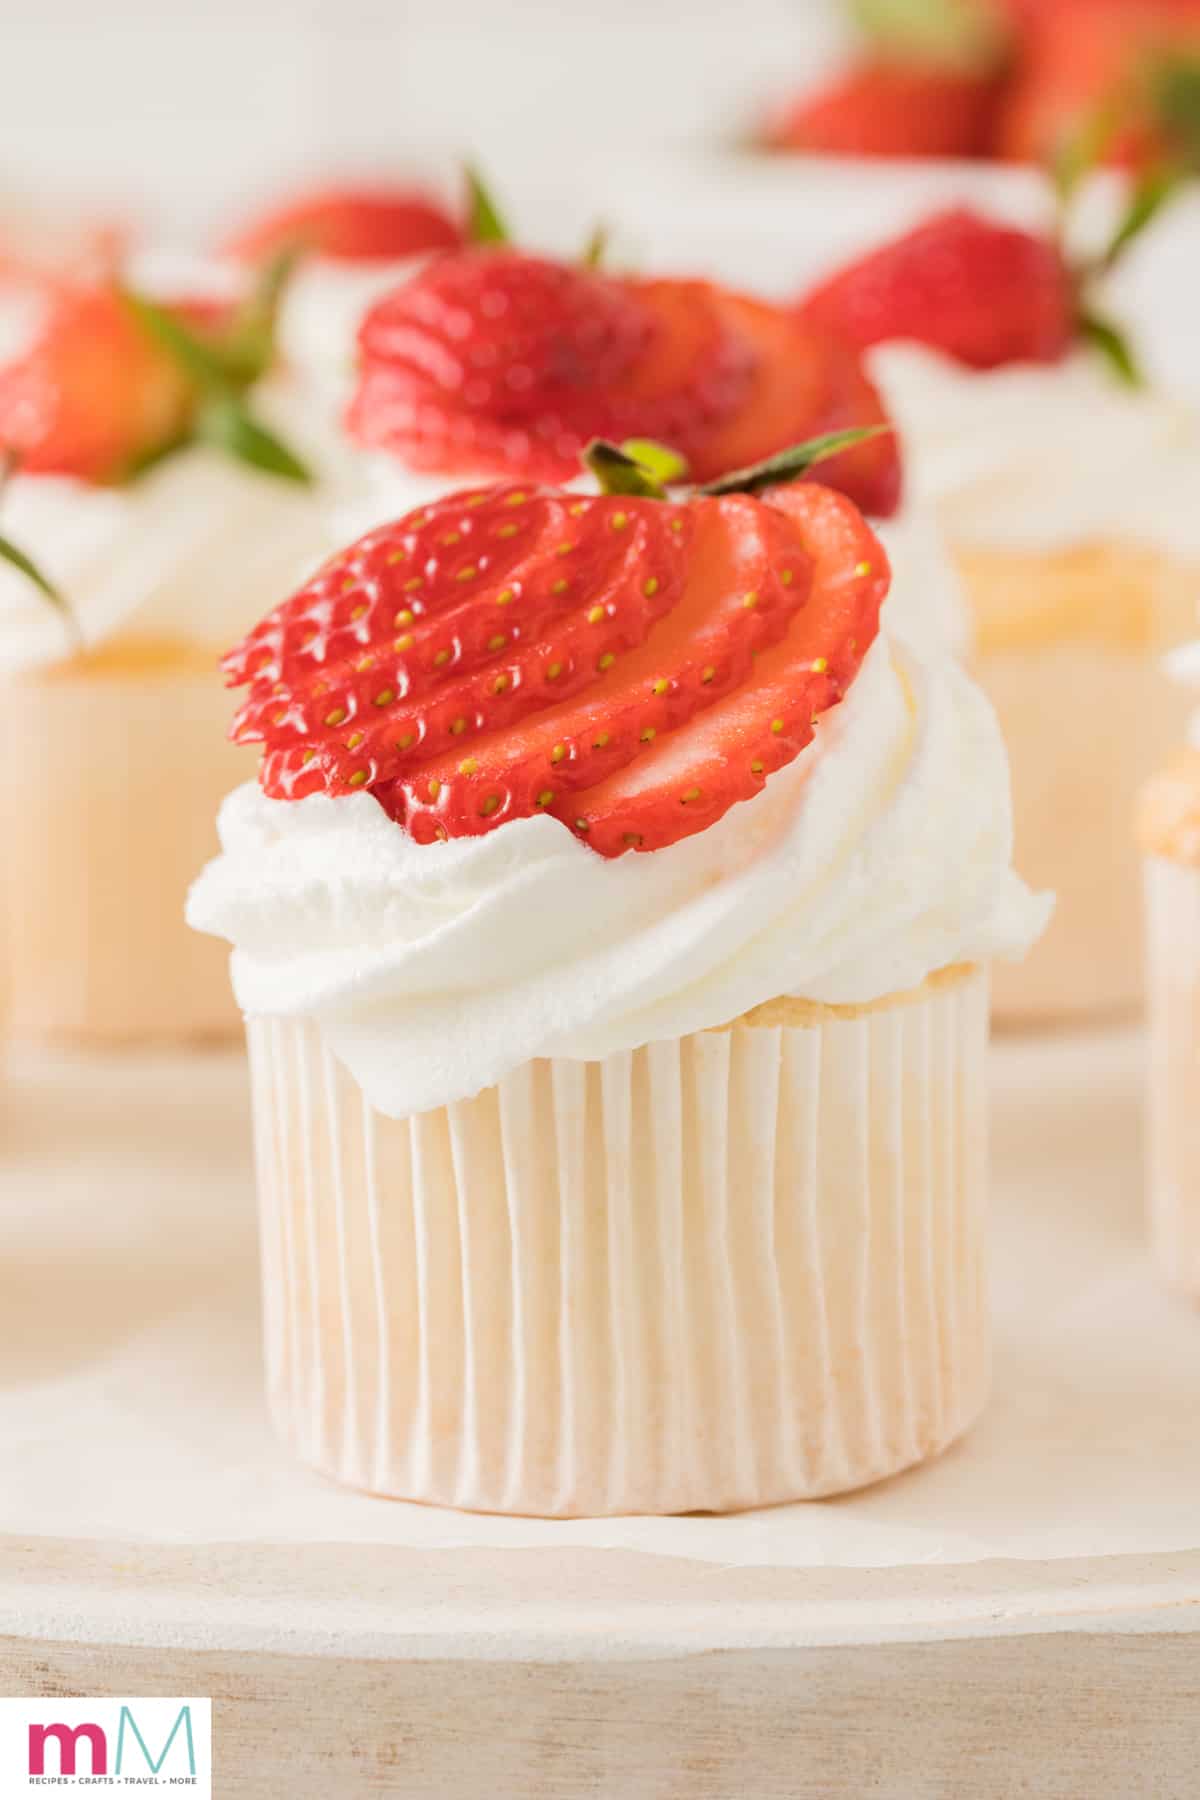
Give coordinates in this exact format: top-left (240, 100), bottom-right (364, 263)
top-left (221, 184), bottom-right (464, 264)
top-left (763, 60), bottom-right (1003, 157)
top-left (994, 0), bottom-right (1200, 171)
top-left (764, 0), bottom-right (1011, 158)
top-left (764, 0), bottom-right (1200, 170)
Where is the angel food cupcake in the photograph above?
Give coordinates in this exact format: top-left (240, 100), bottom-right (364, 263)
top-left (0, 271), bottom-right (337, 1042)
top-left (802, 202), bottom-right (1200, 1023)
top-left (340, 234), bottom-right (968, 656)
top-left (189, 442), bottom-right (1048, 1515)
top-left (1138, 643), bottom-right (1200, 1298)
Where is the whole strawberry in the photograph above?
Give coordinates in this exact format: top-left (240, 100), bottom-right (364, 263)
top-left (0, 258), bottom-right (311, 603)
top-left (797, 172), bottom-right (1181, 384)
top-left (223, 435), bottom-right (890, 857)
top-left (801, 209), bottom-right (1076, 370)
top-left (0, 285), bottom-right (194, 482)
top-left (223, 183), bottom-right (464, 265)
top-left (764, 61), bottom-right (1002, 158)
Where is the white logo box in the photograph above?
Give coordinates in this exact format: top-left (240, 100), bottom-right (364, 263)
top-left (0, 1698), bottom-right (211, 1795)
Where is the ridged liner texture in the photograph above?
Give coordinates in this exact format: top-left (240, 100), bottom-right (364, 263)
top-left (246, 965), bottom-right (989, 1516)
top-left (1144, 856), bottom-right (1200, 1299)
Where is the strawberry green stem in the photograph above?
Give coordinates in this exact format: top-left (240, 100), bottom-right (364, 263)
top-left (464, 163), bottom-right (511, 245)
top-left (697, 426), bottom-right (891, 496)
top-left (0, 449), bottom-right (76, 638)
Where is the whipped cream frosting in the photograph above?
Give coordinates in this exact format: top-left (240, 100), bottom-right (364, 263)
top-left (188, 633), bottom-right (1049, 1117)
top-left (870, 344), bottom-right (1200, 560)
top-left (276, 256), bottom-right (429, 401)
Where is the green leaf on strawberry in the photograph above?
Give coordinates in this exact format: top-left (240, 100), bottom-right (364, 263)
top-left (120, 259), bottom-right (311, 484)
top-left (1078, 308), bottom-right (1141, 386)
top-left (0, 450), bottom-right (72, 623)
top-left (581, 224), bottom-right (609, 269)
top-left (698, 426), bottom-right (891, 497)
top-left (197, 393), bottom-right (311, 483)
top-left (464, 164), bottom-right (511, 245)
top-left (848, 0), bottom-right (1009, 74)
top-left (1148, 52), bottom-right (1200, 173)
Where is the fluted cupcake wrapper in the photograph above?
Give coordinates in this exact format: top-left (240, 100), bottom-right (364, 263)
top-left (0, 664), bottom-right (249, 1043)
top-left (1144, 856), bottom-right (1200, 1298)
top-left (246, 967), bottom-right (990, 1517)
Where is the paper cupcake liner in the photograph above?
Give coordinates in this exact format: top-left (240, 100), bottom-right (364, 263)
top-left (1144, 856), bottom-right (1200, 1298)
top-left (961, 542), bottom-right (1197, 1025)
top-left (0, 660), bottom-right (250, 1043)
top-left (246, 966), bottom-right (990, 1517)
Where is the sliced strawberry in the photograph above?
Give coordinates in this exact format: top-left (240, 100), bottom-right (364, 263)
top-left (686, 294), bottom-right (902, 517)
top-left (559, 484), bottom-right (888, 855)
top-left (251, 492), bottom-right (695, 795)
top-left (607, 279), bottom-right (756, 447)
top-left (223, 185), bottom-right (463, 264)
top-left (799, 208), bottom-right (1076, 371)
top-left (764, 61), bottom-right (1002, 159)
top-left (227, 484), bottom-right (583, 728)
top-left (396, 497), bottom-right (811, 842)
top-left (346, 365), bottom-right (599, 482)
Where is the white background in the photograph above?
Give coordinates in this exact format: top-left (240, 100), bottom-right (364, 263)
top-left (0, 0), bottom-right (844, 234)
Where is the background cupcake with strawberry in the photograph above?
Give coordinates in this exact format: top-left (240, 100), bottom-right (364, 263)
top-left (0, 258), bottom-right (338, 1042)
top-left (331, 181), bottom-right (969, 657)
top-left (798, 163), bottom-right (1200, 1023)
top-left (190, 436), bottom-right (1048, 1515)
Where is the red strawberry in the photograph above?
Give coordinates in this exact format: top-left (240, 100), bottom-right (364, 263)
top-left (685, 293), bottom-right (901, 515)
top-left (222, 184), bottom-right (463, 264)
top-left (222, 447), bottom-right (889, 857)
top-left (565, 482), bottom-right (886, 855)
top-left (348, 255), bottom-right (757, 484)
top-left (764, 60), bottom-right (1002, 159)
top-left (348, 253), bottom-right (897, 515)
top-left (800, 209), bottom-right (1076, 371)
top-left (0, 285), bottom-right (193, 481)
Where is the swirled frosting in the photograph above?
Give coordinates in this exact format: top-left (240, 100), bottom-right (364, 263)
top-left (188, 632), bottom-right (1049, 1117)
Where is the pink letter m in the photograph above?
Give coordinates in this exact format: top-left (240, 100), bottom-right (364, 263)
top-left (28, 1721), bottom-right (108, 1776)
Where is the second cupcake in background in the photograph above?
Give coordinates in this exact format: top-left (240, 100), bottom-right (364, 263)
top-left (325, 177), bottom-right (968, 660)
top-left (802, 192), bottom-right (1200, 1024)
top-left (189, 439), bottom-right (1049, 1516)
top-left (0, 260), bottom-right (339, 1042)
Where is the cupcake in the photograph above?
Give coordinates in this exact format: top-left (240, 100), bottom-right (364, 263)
top-left (0, 268), bottom-right (338, 1042)
top-left (802, 200), bottom-right (1200, 1023)
top-left (1139, 642), bottom-right (1200, 1299)
top-left (188, 440), bottom-right (1048, 1515)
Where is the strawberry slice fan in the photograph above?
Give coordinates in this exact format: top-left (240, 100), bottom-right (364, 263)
top-left (346, 247), bottom-right (902, 520)
top-left (223, 431), bottom-right (891, 859)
